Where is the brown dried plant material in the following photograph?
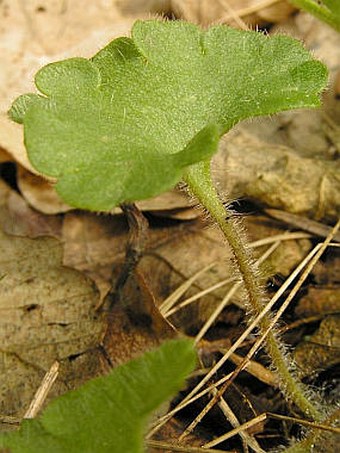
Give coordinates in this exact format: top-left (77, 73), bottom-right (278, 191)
top-left (115, 0), bottom-right (171, 16)
top-left (62, 211), bottom-right (129, 299)
top-left (0, 179), bottom-right (62, 238)
top-left (294, 315), bottom-right (340, 378)
top-left (245, 216), bottom-right (313, 278)
top-left (215, 0), bottom-right (296, 27)
top-left (17, 167), bottom-right (71, 214)
top-left (215, 129), bottom-right (340, 221)
top-left (0, 117), bottom-right (35, 173)
top-left (63, 204), bottom-right (177, 375)
top-left (62, 211), bottom-right (232, 310)
top-left (255, 0), bottom-right (296, 23)
top-left (148, 419), bottom-right (212, 453)
top-left (202, 338), bottom-right (278, 387)
top-left (313, 255), bottom-right (340, 286)
top-left (323, 113), bottom-right (340, 157)
top-left (140, 215), bottom-right (313, 330)
top-left (97, 205), bottom-right (178, 379)
top-left (118, 0), bottom-right (296, 27)
top-left (0, 229), bottom-right (103, 416)
top-left (100, 268), bottom-right (178, 371)
top-left (266, 209), bottom-right (340, 242)
top-left (62, 210), bottom-right (230, 329)
top-left (295, 287), bottom-right (340, 318)
top-left (140, 220), bottom-right (236, 329)
top-left (0, 148), bottom-right (11, 163)
top-left (116, 0), bottom-right (228, 25)
top-left (62, 209), bottom-right (314, 331)
top-left (335, 70), bottom-right (340, 98)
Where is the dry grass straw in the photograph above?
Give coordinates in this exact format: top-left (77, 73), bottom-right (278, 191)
top-left (148, 222), bottom-right (339, 445)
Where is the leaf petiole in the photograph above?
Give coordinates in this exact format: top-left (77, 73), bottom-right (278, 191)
top-left (184, 161), bottom-right (322, 421)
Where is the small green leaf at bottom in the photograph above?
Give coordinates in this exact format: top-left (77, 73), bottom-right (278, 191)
top-left (0, 339), bottom-right (196, 453)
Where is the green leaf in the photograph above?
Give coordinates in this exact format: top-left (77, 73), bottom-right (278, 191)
top-left (8, 94), bottom-right (43, 124)
top-left (0, 339), bottom-right (196, 453)
top-left (9, 20), bottom-right (328, 211)
top-left (289, 0), bottom-right (340, 31)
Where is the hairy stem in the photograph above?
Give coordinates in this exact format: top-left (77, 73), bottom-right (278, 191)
top-left (184, 161), bottom-right (322, 421)
top-left (283, 408), bottom-right (340, 453)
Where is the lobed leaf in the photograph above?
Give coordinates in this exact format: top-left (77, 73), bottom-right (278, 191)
top-left (0, 338), bottom-right (196, 453)
top-left (9, 20), bottom-right (328, 210)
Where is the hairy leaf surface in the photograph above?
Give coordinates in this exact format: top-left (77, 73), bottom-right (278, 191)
top-left (0, 339), bottom-right (196, 453)
top-left (9, 20), bottom-right (328, 210)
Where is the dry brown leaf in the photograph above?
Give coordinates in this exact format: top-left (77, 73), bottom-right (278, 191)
top-left (139, 215), bottom-right (312, 329)
top-left (215, 0), bottom-right (296, 27)
top-left (61, 206), bottom-right (178, 375)
top-left (61, 207), bottom-right (313, 336)
top-left (256, 0), bottom-right (296, 23)
top-left (135, 189), bottom-right (191, 213)
top-left (62, 209), bottom-right (232, 328)
top-left (323, 113), bottom-right (340, 157)
top-left (0, 116), bottom-right (36, 172)
top-left (0, 147), bottom-right (12, 164)
top-left (74, 203), bottom-right (182, 390)
top-left (335, 70), bottom-right (340, 98)
top-left (215, 129), bottom-right (340, 221)
top-left (149, 418), bottom-right (210, 453)
top-left (118, 0), bottom-right (296, 27)
top-left (0, 179), bottom-right (62, 237)
top-left (266, 208), bottom-right (340, 242)
top-left (245, 106), bottom-right (340, 161)
top-left (62, 211), bottom-right (129, 299)
top-left (115, 0), bottom-right (171, 16)
top-left (101, 268), bottom-right (177, 369)
top-left (295, 287), bottom-right (340, 318)
top-left (17, 166), bottom-right (71, 214)
top-left (294, 315), bottom-right (340, 378)
top-left (140, 219), bottom-right (236, 329)
top-left (161, 0), bottom-right (229, 26)
top-left (313, 255), bottom-right (340, 286)
top-left (245, 216), bottom-right (313, 277)
top-left (0, 228), bottom-right (103, 416)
